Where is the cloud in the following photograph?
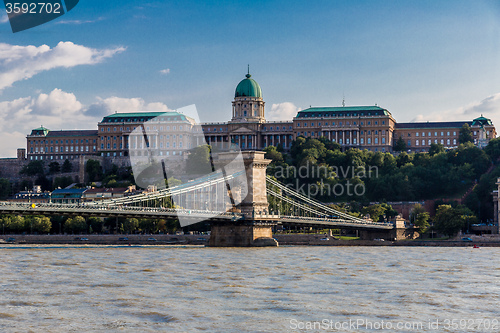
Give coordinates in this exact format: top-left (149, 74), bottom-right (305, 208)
top-left (56, 17), bottom-right (105, 25)
top-left (267, 102), bottom-right (298, 121)
top-left (0, 89), bottom-right (172, 157)
top-left (86, 96), bottom-right (170, 117)
top-left (159, 68), bottom-right (171, 75)
top-left (0, 41), bottom-right (126, 92)
top-left (410, 92), bottom-right (500, 124)
top-left (0, 13), bottom-right (8, 24)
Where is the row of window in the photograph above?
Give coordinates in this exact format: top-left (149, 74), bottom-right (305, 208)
top-left (30, 155), bottom-right (82, 161)
top-left (31, 146), bottom-right (96, 153)
top-left (263, 126), bottom-right (293, 131)
top-left (297, 120), bottom-right (386, 127)
top-left (100, 125), bottom-right (188, 132)
top-left (413, 139), bottom-right (457, 146)
top-left (29, 139), bottom-right (96, 145)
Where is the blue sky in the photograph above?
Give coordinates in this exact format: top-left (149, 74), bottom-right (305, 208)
top-left (0, 0), bottom-right (499, 156)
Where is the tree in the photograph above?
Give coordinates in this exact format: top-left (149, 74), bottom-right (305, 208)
top-left (62, 159), bottom-right (72, 173)
top-left (87, 217), bottom-right (103, 234)
top-left (186, 145), bottom-right (211, 175)
top-left (48, 161), bottom-right (60, 174)
top-left (85, 160), bottom-right (102, 182)
top-left (361, 204), bottom-right (386, 222)
top-left (459, 123), bottom-right (473, 144)
top-left (20, 161), bottom-right (45, 176)
top-left (29, 216), bottom-right (52, 234)
top-left (9, 215), bottom-right (25, 233)
top-left (485, 137), bottom-right (500, 161)
top-left (393, 136), bottom-right (406, 152)
top-left (53, 176), bottom-right (73, 189)
top-left (409, 204), bottom-right (430, 233)
top-left (64, 216), bottom-right (87, 234)
top-left (0, 178), bottom-right (11, 199)
top-left (429, 143), bottom-right (445, 156)
top-left (264, 146), bottom-right (284, 164)
top-left (122, 218), bottom-right (139, 234)
top-left (433, 204), bottom-right (468, 237)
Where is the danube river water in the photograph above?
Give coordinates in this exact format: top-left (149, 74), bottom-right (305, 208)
top-left (0, 245), bottom-right (499, 332)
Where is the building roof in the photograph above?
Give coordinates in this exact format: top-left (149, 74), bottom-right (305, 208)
top-left (51, 188), bottom-right (87, 195)
top-left (46, 130), bottom-right (98, 137)
top-left (472, 116), bottom-right (493, 127)
top-left (395, 121), bottom-right (472, 129)
top-left (235, 73), bottom-right (262, 98)
top-left (100, 111), bottom-right (190, 123)
top-left (30, 126), bottom-right (50, 136)
top-left (296, 106), bottom-right (391, 118)
top-left (84, 187), bottom-right (128, 194)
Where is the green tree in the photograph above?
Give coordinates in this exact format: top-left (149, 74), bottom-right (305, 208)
top-left (393, 136), bottom-right (406, 152)
top-left (264, 146), bottom-right (284, 164)
top-left (361, 204), bottom-right (386, 222)
top-left (0, 216), bottom-right (11, 234)
top-left (88, 217), bottom-right (103, 234)
top-left (48, 161), bottom-right (60, 174)
top-left (433, 205), bottom-right (467, 237)
top-left (459, 123), bottom-right (473, 144)
top-left (0, 178), bottom-right (11, 199)
top-left (9, 215), bottom-right (25, 233)
top-left (53, 176), bottom-right (73, 189)
top-left (409, 203), bottom-right (430, 233)
top-left (62, 159), bottom-right (72, 173)
top-left (484, 137), bottom-right (500, 161)
top-left (428, 143), bottom-right (445, 156)
top-left (186, 145), bottom-right (211, 175)
top-left (64, 216), bottom-right (87, 234)
top-left (122, 218), bottom-right (139, 234)
top-left (85, 160), bottom-right (102, 182)
top-left (20, 161), bottom-right (45, 176)
top-left (29, 216), bottom-right (52, 234)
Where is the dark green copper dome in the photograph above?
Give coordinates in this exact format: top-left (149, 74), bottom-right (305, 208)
top-left (235, 73), bottom-right (262, 98)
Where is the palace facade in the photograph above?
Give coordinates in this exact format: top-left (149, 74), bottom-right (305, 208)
top-left (26, 71), bottom-right (496, 161)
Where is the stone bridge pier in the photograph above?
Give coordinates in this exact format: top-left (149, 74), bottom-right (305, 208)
top-left (209, 151), bottom-right (278, 247)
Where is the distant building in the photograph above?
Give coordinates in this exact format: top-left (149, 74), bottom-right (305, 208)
top-left (83, 186), bottom-right (138, 202)
top-left (395, 118), bottom-right (496, 152)
top-left (50, 188), bottom-right (87, 204)
top-left (26, 127), bottom-right (98, 161)
top-left (9, 185), bottom-right (50, 203)
top-left (25, 71), bottom-right (497, 156)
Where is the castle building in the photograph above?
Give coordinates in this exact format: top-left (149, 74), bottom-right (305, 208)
top-left (25, 71), bottom-right (496, 160)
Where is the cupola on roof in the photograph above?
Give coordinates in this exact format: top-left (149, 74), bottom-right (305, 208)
top-left (235, 71), bottom-right (262, 98)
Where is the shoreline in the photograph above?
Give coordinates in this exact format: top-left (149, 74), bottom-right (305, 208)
top-left (1, 234), bottom-right (500, 247)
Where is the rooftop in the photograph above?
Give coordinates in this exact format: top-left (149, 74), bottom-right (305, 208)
top-left (100, 111), bottom-right (191, 123)
top-left (395, 121), bottom-right (472, 129)
top-left (296, 106), bottom-right (391, 118)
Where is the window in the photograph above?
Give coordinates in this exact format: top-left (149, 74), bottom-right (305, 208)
top-left (367, 138), bottom-right (371, 144)
top-left (440, 139), bottom-right (444, 144)
top-left (375, 130), bottom-right (378, 135)
top-left (434, 132), bottom-right (437, 136)
top-left (407, 140), bottom-right (411, 147)
top-left (416, 140), bottom-right (419, 146)
top-left (382, 138), bottom-right (386, 144)
top-left (441, 132), bottom-right (444, 136)
top-left (447, 132), bottom-right (450, 136)
top-left (374, 138), bottom-right (378, 144)
top-left (422, 132), bottom-right (425, 137)
top-left (360, 138), bottom-right (364, 144)
top-left (453, 131), bottom-right (456, 136)
top-left (416, 132), bottom-right (419, 137)
top-left (447, 139), bottom-right (450, 145)
top-left (453, 139), bottom-right (456, 144)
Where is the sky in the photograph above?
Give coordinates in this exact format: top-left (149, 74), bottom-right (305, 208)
top-left (0, 0), bottom-right (499, 157)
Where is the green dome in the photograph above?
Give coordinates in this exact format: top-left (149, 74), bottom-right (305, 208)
top-left (235, 73), bottom-right (262, 98)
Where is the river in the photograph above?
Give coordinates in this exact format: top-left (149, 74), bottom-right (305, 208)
top-left (0, 245), bottom-right (498, 332)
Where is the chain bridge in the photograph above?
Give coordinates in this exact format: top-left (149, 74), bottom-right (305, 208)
top-left (0, 151), bottom-right (402, 246)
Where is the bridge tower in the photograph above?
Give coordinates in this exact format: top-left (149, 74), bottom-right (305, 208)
top-left (209, 151), bottom-right (279, 247)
